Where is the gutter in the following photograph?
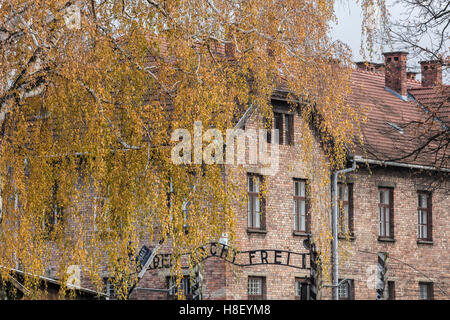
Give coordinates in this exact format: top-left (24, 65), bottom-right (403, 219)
top-left (0, 265), bottom-right (109, 298)
top-left (331, 159), bottom-right (356, 300)
top-left (353, 156), bottom-right (450, 173)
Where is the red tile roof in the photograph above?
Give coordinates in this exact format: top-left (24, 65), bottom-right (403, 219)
top-left (408, 85), bottom-right (450, 127)
top-left (349, 68), bottom-right (448, 169)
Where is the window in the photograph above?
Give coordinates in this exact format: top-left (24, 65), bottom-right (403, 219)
top-left (44, 182), bottom-right (64, 235)
top-left (167, 276), bottom-right (192, 300)
top-left (418, 192), bottom-right (432, 241)
top-left (387, 281), bottom-right (395, 300)
top-left (167, 176), bottom-right (174, 210)
top-left (247, 174), bottom-right (265, 230)
top-left (104, 278), bottom-right (116, 300)
top-left (295, 278), bottom-right (310, 300)
top-left (0, 188), bottom-right (2, 225)
top-left (267, 112), bottom-right (294, 145)
top-left (378, 188), bottom-right (394, 239)
top-left (248, 276), bottom-right (266, 300)
top-left (283, 114), bottom-right (294, 145)
top-left (338, 183), bottom-right (353, 235)
top-left (419, 282), bottom-right (433, 300)
top-left (182, 200), bottom-right (190, 230)
top-left (338, 279), bottom-right (354, 300)
top-left (293, 179), bottom-right (308, 233)
top-left (264, 116), bottom-right (272, 144)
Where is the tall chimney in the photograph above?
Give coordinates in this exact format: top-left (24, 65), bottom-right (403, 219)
top-left (420, 60), bottom-right (442, 87)
top-left (383, 52), bottom-right (408, 98)
top-left (407, 71), bottom-right (417, 80)
top-left (355, 61), bottom-right (385, 73)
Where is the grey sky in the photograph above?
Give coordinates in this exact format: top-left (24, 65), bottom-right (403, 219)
top-left (331, 1), bottom-right (403, 63)
top-left (331, 0), bottom-right (449, 82)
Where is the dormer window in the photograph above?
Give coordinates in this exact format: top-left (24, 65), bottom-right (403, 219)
top-left (266, 112), bottom-right (294, 145)
top-left (386, 122), bottom-right (404, 134)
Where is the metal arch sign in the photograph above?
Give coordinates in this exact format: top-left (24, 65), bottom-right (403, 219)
top-left (148, 242), bottom-right (310, 270)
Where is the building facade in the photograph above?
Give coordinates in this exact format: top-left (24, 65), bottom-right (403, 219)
top-left (1, 50), bottom-right (448, 300)
top-left (131, 52), bottom-right (449, 300)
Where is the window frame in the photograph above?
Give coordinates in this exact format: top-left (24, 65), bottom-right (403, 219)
top-left (0, 186), bottom-right (3, 225)
top-left (167, 276), bottom-right (193, 300)
top-left (417, 191), bottom-right (432, 241)
top-left (247, 174), bottom-right (265, 231)
top-left (418, 282), bottom-right (434, 300)
top-left (268, 111), bottom-right (294, 146)
top-left (294, 277), bottom-right (310, 300)
top-left (338, 279), bottom-right (354, 300)
top-left (338, 183), bottom-right (354, 236)
top-left (248, 276), bottom-right (266, 300)
top-left (378, 187), bottom-right (394, 240)
top-left (387, 281), bottom-right (395, 300)
top-left (44, 181), bottom-right (64, 236)
top-left (293, 179), bottom-right (309, 233)
top-left (104, 278), bottom-right (116, 300)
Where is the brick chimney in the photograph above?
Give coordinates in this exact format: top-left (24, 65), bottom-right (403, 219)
top-left (420, 60), bottom-right (442, 87)
top-left (383, 52), bottom-right (408, 98)
top-left (355, 61), bottom-right (385, 73)
top-left (407, 71), bottom-right (417, 80)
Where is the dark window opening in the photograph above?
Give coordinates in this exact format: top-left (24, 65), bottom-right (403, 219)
top-left (248, 276), bottom-right (266, 300)
top-left (338, 279), bottom-right (354, 300)
top-left (418, 192), bottom-right (432, 241)
top-left (378, 188), bottom-right (394, 239)
top-left (295, 278), bottom-right (310, 300)
top-left (247, 174), bottom-right (265, 230)
top-left (167, 276), bottom-right (192, 300)
top-left (267, 112), bottom-right (294, 146)
top-left (104, 278), bottom-right (116, 300)
top-left (387, 281), bottom-right (395, 300)
top-left (293, 179), bottom-right (309, 233)
top-left (338, 183), bottom-right (354, 236)
top-left (44, 181), bottom-right (64, 236)
top-left (419, 282), bottom-right (433, 300)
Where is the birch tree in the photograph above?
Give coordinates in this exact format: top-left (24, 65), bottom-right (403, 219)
top-left (0, 0), bottom-right (384, 298)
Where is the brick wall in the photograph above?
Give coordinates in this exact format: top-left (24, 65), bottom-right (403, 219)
top-left (220, 104), bottom-right (330, 300)
top-left (327, 166), bottom-right (450, 300)
top-left (32, 100), bottom-right (449, 300)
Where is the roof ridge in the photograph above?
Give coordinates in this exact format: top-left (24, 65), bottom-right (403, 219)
top-left (351, 67), bottom-right (384, 77)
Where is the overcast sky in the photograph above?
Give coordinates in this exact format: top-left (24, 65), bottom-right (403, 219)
top-left (332, 1), bottom-right (398, 61)
top-left (331, 1), bottom-right (432, 76)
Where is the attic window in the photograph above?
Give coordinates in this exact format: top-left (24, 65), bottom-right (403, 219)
top-left (386, 122), bottom-right (404, 134)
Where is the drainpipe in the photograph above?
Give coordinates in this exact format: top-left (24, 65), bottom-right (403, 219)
top-left (331, 159), bottom-right (356, 300)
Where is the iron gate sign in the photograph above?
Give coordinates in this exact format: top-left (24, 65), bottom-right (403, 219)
top-left (148, 242), bottom-right (310, 270)
top-left (136, 245), bottom-right (152, 274)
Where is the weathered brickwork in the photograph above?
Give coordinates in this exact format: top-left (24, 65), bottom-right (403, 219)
top-left (134, 102), bottom-right (449, 300)
top-left (221, 106), bottom-right (328, 300)
top-left (329, 166), bottom-right (449, 300)
top-left (132, 102), bottom-right (331, 300)
top-left (28, 99), bottom-right (448, 300)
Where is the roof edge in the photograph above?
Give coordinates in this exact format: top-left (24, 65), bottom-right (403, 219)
top-left (354, 156), bottom-right (450, 173)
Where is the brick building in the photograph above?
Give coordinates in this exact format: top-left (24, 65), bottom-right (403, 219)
top-left (130, 52), bottom-right (449, 300)
top-left (1, 50), bottom-right (448, 300)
